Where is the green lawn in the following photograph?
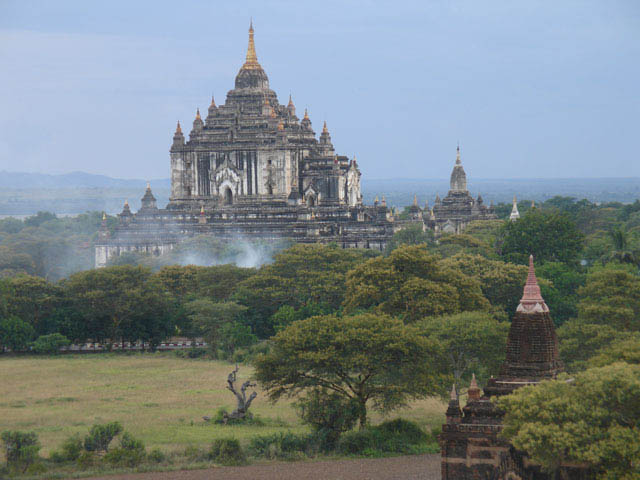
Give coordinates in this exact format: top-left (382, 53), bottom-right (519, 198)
top-left (0, 353), bottom-right (445, 458)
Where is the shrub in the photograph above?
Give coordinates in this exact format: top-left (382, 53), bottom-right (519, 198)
top-left (50, 434), bottom-right (82, 463)
top-left (147, 448), bottom-right (166, 464)
top-left (248, 432), bottom-right (314, 460)
top-left (208, 438), bottom-right (245, 465)
top-left (210, 407), bottom-right (264, 426)
top-left (174, 347), bottom-right (208, 359)
top-left (76, 451), bottom-right (95, 469)
top-left (83, 421), bottom-right (123, 453)
top-left (31, 333), bottom-right (70, 354)
top-left (1, 430), bottom-right (40, 472)
top-left (295, 390), bottom-right (360, 450)
top-left (104, 432), bottom-right (146, 467)
top-left (338, 419), bottom-right (429, 456)
top-left (182, 445), bottom-right (208, 462)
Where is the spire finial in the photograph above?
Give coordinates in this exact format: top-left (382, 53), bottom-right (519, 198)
top-left (517, 255), bottom-right (548, 312)
top-left (195, 108), bottom-right (201, 120)
top-left (288, 94), bottom-right (293, 106)
top-left (102, 212), bottom-right (106, 221)
top-left (456, 144), bottom-right (461, 165)
top-left (413, 194), bottom-right (418, 206)
top-left (175, 121), bottom-right (182, 134)
top-left (146, 182), bottom-right (150, 189)
top-left (468, 373), bottom-right (481, 401)
top-left (124, 199), bottom-right (129, 207)
top-left (450, 383), bottom-right (457, 401)
top-left (243, 19), bottom-right (259, 67)
top-left (513, 195), bottom-right (517, 204)
top-left (322, 121), bottom-right (328, 134)
top-left (210, 95), bottom-right (216, 108)
top-left (304, 108), bottom-right (309, 120)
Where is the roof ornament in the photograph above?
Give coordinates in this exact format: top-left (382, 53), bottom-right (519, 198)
top-left (210, 95), bottom-right (216, 108)
top-left (322, 121), bottom-right (329, 134)
top-left (510, 195), bottom-right (520, 221)
top-left (288, 94), bottom-right (294, 107)
top-left (413, 194), bottom-right (418, 206)
top-left (456, 144), bottom-right (461, 165)
top-left (242, 20), bottom-right (260, 69)
top-left (175, 121), bottom-right (182, 134)
top-left (468, 373), bottom-right (481, 401)
top-left (195, 108), bottom-right (201, 121)
top-left (303, 109), bottom-right (309, 120)
top-left (517, 255), bottom-right (549, 313)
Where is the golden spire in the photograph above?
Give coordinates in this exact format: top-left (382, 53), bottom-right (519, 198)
top-left (456, 144), bottom-right (461, 165)
top-left (413, 194), bottom-right (418, 206)
top-left (102, 212), bottom-right (106, 221)
top-left (195, 108), bottom-right (201, 121)
top-left (242, 20), bottom-right (260, 69)
top-left (175, 121), bottom-right (182, 134)
top-left (303, 108), bottom-right (309, 120)
top-left (210, 95), bottom-right (216, 108)
top-left (322, 121), bottom-right (328, 134)
top-left (288, 94), bottom-right (294, 107)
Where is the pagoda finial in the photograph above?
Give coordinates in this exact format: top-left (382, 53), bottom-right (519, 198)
top-left (456, 144), bottom-right (461, 165)
top-left (195, 108), bottom-right (201, 120)
top-left (124, 199), bottom-right (129, 206)
top-left (102, 212), bottom-right (106, 221)
top-left (322, 121), bottom-right (328, 134)
top-left (288, 94), bottom-right (294, 107)
top-left (413, 194), bottom-right (418, 206)
top-left (146, 182), bottom-right (150, 190)
top-left (450, 383), bottom-right (457, 401)
top-left (304, 108), bottom-right (309, 120)
top-left (468, 373), bottom-right (481, 401)
top-left (517, 255), bottom-right (548, 312)
top-left (175, 121), bottom-right (182, 134)
top-left (210, 95), bottom-right (216, 108)
top-left (243, 20), bottom-right (259, 68)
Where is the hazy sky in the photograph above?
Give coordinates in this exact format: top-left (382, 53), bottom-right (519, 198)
top-left (0, 0), bottom-right (638, 180)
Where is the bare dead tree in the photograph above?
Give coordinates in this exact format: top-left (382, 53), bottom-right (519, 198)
top-left (223, 364), bottom-right (257, 422)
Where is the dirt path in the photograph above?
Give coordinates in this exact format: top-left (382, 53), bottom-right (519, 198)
top-left (89, 454), bottom-right (441, 480)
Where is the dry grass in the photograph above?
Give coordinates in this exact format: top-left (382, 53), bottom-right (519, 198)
top-left (0, 354), bottom-right (445, 458)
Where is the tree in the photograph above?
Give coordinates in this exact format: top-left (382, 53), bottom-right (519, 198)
top-left (62, 266), bottom-right (174, 347)
top-left (558, 321), bottom-right (623, 372)
top-left (441, 254), bottom-right (528, 317)
top-left (417, 312), bottom-right (509, 392)
top-left (605, 225), bottom-right (639, 266)
top-left (499, 209), bottom-right (585, 265)
top-left (576, 264), bottom-right (640, 331)
top-left (1, 431), bottom-right (40, 473)
top-left (384, 224), bottom-right (432, 254)
top-left (254, 313), bottom-right (443, 427)
top-left (0, 316), bottom-right (35, 351)
top-left (343, 245), bottom-right (490, 322)
top-left (588, 334), bottom-right (640, 367)
top-left (498, 363), bottom-right (640, 479)
top-left (185, 299), bottom-right (247, 350)
top-left (234, 244), bottom-right (375, 337)
top-left (2, 275), bottom-right (61, 336)
top-left (223, 365), bottom-right (257, 422)
top-left (31, 333), bottom-right (70, 355)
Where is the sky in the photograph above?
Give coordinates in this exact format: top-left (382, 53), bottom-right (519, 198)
top-left (0, 0), bottom-right (639, 180)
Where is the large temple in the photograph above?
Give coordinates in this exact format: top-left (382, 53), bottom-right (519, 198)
top-left (95, 23), bottom-right (396, 267)
top-left (440, 256), bottom-right (587, 480)
top-left (95, 24), bottom-right (497, 268)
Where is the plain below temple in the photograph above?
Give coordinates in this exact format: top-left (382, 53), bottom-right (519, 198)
top-left (95, 23), bottom-right (496, 268)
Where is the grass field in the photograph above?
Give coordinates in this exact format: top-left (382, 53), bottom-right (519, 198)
top-left (0, 353), bottom-right (446, 459)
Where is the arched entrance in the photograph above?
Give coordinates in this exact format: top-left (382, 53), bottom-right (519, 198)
top-left (307, 194), bottom-right (316, 207)
top-left (224, 187), bottom-right (233, 205)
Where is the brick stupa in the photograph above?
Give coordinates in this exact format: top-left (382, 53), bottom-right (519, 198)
top-left (440, 255), bottom-right (571, 480)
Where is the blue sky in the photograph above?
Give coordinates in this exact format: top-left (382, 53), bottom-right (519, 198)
top-left (0, 0), bottom-right (638, 180)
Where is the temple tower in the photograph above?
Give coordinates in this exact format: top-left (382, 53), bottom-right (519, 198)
top-left (440, 255), bottom-right (565, 480)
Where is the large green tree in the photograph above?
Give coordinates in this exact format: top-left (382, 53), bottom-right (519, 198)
top-left (234, 244), bottom-right (375, 337)
top-left (499, 209), bottom-right (585, 265)
top-left (418, 312), bottom-right (509, 392)
top-left (499, 363), bottom-right (640, 479)
top-left (62, 265), bottom-right (174, 346)
top-left (343, 245), bottom-right (489, 322)
top-left (254, 313), bottom-right (443, 427)
top-left (577, 264), bottom-right (640, 331)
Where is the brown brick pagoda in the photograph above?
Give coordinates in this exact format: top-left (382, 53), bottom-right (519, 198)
top-left (440, 255), bottom-right (576, 480)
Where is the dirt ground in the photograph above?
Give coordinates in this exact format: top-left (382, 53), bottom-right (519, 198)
top-left (89, 454), bottom-right (442, 480)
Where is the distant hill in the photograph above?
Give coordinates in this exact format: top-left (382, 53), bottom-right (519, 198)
top-left (0, 171), bottom-right (170, 189)
top-left (0, 171), bottom-right (638, 217)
